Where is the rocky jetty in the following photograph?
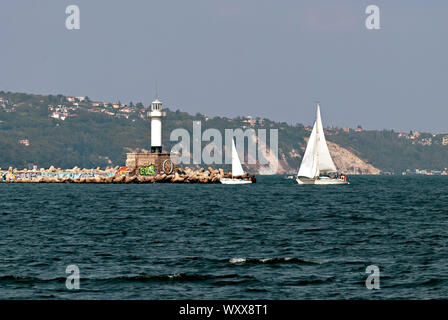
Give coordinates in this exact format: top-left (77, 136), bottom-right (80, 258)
top-left (0, 166), bottom-right (256, 184)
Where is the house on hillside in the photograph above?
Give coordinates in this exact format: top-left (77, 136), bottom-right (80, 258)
top-left (243, 118), bottom-right (257, 126)
top-left (410, 131), bottom-right (421, 139)
top-left (442, 136), bottom-right (448, 146)
top-left (116, 113), bottom-right (129, 119)
top-left (120, 106), bottom-right (132, 113)
top-left (50, 112), bottom-right (66, 120)
top-left (0, 96), bottom-right (8, 106)
top-left (419, 138), bottom-right (432, 146)
top-left (19, 139), bottom-right (30, 146)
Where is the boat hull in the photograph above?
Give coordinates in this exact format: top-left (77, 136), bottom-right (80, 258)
top-left (296, 177), bottom-right (349, 185)
top-left (220, 178), bottom-right (252, 185)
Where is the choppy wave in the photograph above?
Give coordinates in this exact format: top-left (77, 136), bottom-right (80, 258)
top-left (229, 257), bottom-right (322, 265)
top-left (0, 275), bottom-right (65, 284)
top-left (112, 273), bottom-right (252, 283)
top-left (0, 273), bottom-right (258, 285)
top-left (283, 276), bottom-right (336, 286)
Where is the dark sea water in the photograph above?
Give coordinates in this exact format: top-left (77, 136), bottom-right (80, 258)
top-left (0, 176), bottom-right (447, 299)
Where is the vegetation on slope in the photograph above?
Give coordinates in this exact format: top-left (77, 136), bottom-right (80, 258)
top-left (1, 91), bottom-right (447, 173)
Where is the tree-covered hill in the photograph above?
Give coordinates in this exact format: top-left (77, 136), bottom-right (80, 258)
top-left (330, 130), bottom-right (448, 173)
top-left (1, 90), bottom-right (448, 173)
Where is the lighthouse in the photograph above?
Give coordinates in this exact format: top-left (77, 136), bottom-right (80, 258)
top-left (125, 94), bottom-right (176, 174)
top-left (149, 98), bottom-right (166, 153)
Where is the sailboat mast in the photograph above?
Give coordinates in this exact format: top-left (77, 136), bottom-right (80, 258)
top-left (315, 102), bottom-right (320, 178)
top-left (231, 138), bottom-right (234, 179)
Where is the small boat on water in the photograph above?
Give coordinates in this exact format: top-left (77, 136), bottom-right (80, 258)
top-left (296, 103), bottom-right (349, 185)
top-left (220, 138), bottom-right (253, 185)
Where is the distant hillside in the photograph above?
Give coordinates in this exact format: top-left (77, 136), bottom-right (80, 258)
top-left (1, 90), bottom-right (448, 174)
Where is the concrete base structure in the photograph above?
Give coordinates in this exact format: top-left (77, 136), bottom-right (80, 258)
top-left (125, 152), bottom-right (177, 174)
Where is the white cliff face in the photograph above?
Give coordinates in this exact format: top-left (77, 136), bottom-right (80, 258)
top-left (326, 141), bottom-right (381, 175)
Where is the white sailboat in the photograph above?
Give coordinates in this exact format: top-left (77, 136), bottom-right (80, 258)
top-left (296, 103), bottom-right (349, 185)
top-left (220, 138), bottom-right (253, 185)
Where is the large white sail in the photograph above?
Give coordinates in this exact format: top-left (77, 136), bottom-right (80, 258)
top-left (315, 104), bottom-right (337, 173)
top-left (231, 138), bottom-right (245, 177)
top-left (297, 103), bottom-right (337, 178)
top-left (297, 122), bottom-right (319, 178)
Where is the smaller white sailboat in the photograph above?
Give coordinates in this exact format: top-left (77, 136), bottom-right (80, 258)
top-left (220, 138), bottom-right (253, 185)
top-left (296, 103), bottom-right (349, 185)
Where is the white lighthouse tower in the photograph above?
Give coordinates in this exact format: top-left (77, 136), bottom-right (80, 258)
top-left (149, 97), bottom-right (166, 153)
top-left (126, 93), bottom-right (176, 173)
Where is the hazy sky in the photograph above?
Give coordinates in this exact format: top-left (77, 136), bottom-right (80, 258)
top-left (1, 0), bottom-right (447, 132)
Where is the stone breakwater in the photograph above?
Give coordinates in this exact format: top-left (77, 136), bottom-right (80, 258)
top-left (0, 166), bottom-right (255, 184)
